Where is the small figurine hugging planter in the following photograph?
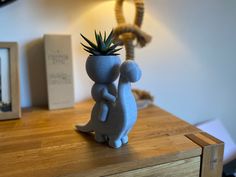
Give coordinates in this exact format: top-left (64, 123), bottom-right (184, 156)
top-left (76, 30), bottom-right (142, 148)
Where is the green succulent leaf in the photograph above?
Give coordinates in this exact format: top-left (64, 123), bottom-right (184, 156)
top-left (81, 43), bottom-right (95, 51)
top-left (81, 29), bottom-right (122, 56)
top-left (80, 33), bottom-right (98, 50)
top-left (105, 30), bottom-right (114, 47)
top-left (107, 47), bottom-right (122, 55)
top-left (95, 31), bottom-right (100, 45)
top-left (83, 48), bottom-right (95, 55)
top-left (107, 43), bottom-right (120, 52)
top-left (104, 31), bottom-right (106, 43)
top-left (99, 31), bottom-right (102, 40)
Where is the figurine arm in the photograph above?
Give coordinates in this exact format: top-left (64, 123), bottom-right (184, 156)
top-left (102, 88), bottom-right (116, 103)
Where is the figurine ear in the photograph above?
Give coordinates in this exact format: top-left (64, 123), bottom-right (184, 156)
top-left (120, 60), bottom-right (142, 82)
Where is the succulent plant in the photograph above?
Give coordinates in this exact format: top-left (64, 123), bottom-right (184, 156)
top-left (80, 30), bottom-right (122, 56)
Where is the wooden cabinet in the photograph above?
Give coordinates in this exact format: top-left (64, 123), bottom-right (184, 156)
top-left (0, 100), bottom-right (224, 177)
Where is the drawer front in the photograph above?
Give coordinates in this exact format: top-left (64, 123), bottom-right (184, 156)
top-left (107, 157), bottom-right (200, 177)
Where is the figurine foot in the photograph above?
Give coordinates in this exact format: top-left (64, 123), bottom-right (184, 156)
top-left (109, 139), bottom-right (122, 148)
top-left (95, 133), bottom-right (105, 143)
top-left (121, 136), bottom-right (128, 144)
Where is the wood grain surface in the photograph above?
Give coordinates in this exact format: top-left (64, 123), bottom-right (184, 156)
top-left (0, 100), bottom-right (203, 177)
top-left (107, 157), bottom-right (200, 177)
top-left (186, 132), bottom-right (224, 177)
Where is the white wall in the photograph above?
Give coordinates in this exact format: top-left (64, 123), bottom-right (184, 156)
top-left (0, 0), bottom-right (235, 141)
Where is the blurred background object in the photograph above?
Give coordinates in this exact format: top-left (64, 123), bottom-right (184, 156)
top-left (0, 0), bottom-right (16, 8)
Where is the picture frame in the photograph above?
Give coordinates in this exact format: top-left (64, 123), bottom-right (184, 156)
top-left (0, 42), bottom-right (21, 120)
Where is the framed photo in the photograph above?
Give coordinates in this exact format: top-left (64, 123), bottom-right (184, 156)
top-left (0, 42), bottom-right (21, 120)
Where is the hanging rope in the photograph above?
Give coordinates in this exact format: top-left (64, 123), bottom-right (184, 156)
top-left (114, 0), bottom-right (152, 60)
top-left (114, 0), bottom-right (154, 107)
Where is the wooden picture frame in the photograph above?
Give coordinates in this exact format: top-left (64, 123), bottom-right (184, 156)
top-left (0, 42), bottom-right (21, 120)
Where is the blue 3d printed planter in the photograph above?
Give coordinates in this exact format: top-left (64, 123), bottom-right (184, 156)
top-left (76, 30), bottom-right (142, 148)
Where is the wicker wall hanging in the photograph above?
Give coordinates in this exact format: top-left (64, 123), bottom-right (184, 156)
top-left (114, 0), bottom-right (154, 108)
top-left (114, 0), bottom-right (152, 60)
